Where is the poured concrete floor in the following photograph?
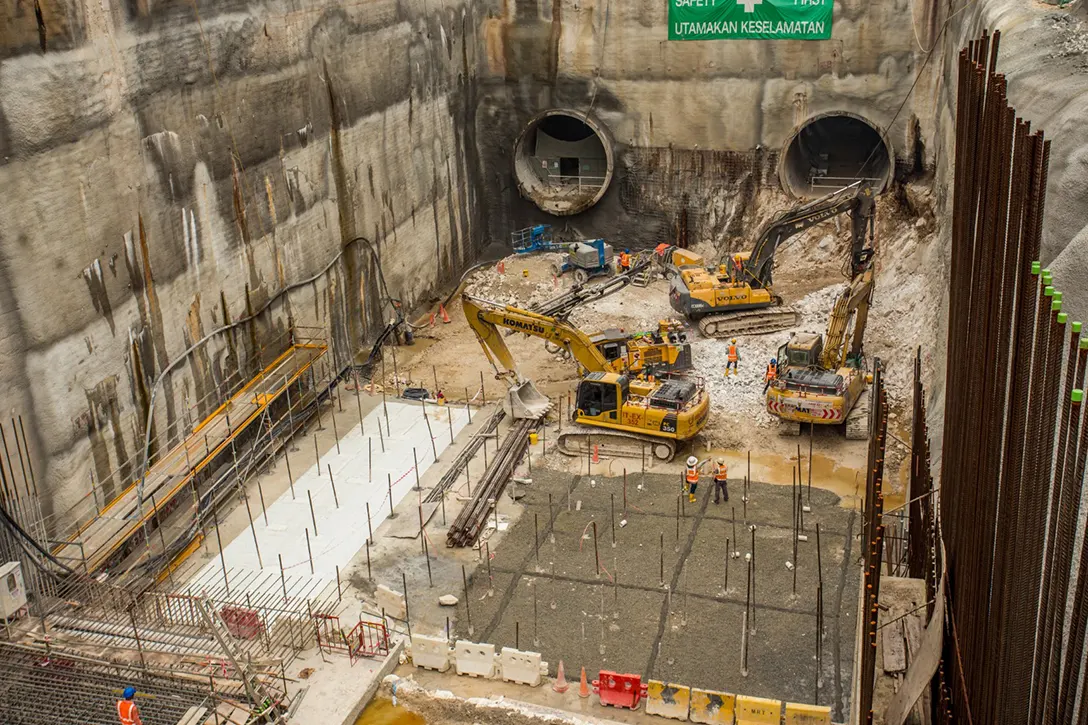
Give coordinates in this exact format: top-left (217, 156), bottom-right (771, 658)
top-left (454, 468), bottom-right (859, 721)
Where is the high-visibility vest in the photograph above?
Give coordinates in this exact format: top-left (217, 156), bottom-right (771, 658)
top-left (619, 253), bottom-right (630, 267)
top-left (714, 464), bottom-right (728, 482)
top-left (765, 363), bottom-right (776, 381)
top-left (685, 466), bottom-right (699, 484)
top-left (727, 345), bottom-right (738, 362)
top-left (118, 700), bottom-right (141, 725)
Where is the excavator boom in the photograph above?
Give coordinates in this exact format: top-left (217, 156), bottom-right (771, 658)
top-left (463, 294), bottom-right (612, 376)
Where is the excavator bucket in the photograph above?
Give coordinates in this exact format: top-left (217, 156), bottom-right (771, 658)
top-left (504, 380), bottom-right (551, 420)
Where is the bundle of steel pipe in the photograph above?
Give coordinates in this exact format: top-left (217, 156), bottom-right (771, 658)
top-left (424, 408), bottom-right (506, 504)
top-left (446, 417), bottom-right (538, 547)
top-left (859, 360), bottom-right (888, 723)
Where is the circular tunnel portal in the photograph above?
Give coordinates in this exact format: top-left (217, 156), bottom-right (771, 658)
top-left (514, 110), bottom-right (614, 216)
top-left (780, 113), bottom-right (893, 198)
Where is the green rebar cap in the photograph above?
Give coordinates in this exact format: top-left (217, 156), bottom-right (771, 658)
top-left (1059, 312), bottom-right (1069, 324)
top-left (1074, 390), bottom-right (1084, 404)
top-left (1053, 300), bottom-right (1063, 313)
top-left (1080, 337), bottom-right (1088, 350)
top-left (1045, 286), bottom-right (1055, 297)
top-left (1032, 261), bottom-right (1042, 275)
top-left (1056, 292), bottom-right (1064, 304)
top-left (1075, 322), bottom-right (1083, 334)
top-left (1044, 273), bottom-right (1054, 285)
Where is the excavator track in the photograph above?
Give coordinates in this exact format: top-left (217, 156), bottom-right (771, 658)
top-left (844, 388), bottom-right (871, 440)
top-left (557, 423), bottom-right (677, 462)
top-left (697, 306), bottom-right (800, 338)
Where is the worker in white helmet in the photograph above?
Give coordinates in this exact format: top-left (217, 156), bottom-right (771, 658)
top-left (684, 455), bottom-right (709, 504)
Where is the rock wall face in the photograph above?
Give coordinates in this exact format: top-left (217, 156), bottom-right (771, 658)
top-left (0, 0), bottom-right (488, 527)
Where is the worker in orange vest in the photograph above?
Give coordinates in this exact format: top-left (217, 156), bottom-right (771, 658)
top-left (763, 358), bottom-right (778, 393)
top-left (618, 250), bottom-right (631, 273)
top-left (725, 339), bottom-right (739, 376)
top-left (713, 458), bottom-right (729, 504)
top-left (731, 254), bottom-right (744, 283)
top-left (684, 456), bottom-right (708, 503)
top-left (117, 687), bottom-right (143, 725)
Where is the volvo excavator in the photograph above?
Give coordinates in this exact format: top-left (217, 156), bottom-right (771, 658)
top-left (462, 294), bottom-right (710, 461)
top-left (662, 181), bottom-right (876, 338)
top-left (765, 262), bottom-right (875, 439)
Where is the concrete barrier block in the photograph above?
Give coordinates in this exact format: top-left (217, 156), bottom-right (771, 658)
top-left (454, 640), bottom-right (498, 678)
top-left (645, 680), bottom-right (691, 720)
top-left (499, 647), bottom-right (547, 686)
top-left (689, 687), bottom-right (737, 724)
top-left (375, 584), bottom-right (407, 620)
top-left (784, 702), bottom-right (832, 724)
top-left (736, 694), bottom-right (783, 725)
top-left (410, 634), bottom-right (451, 672)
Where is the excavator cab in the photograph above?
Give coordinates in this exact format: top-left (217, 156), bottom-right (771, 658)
top-left (576, 373), bottom-right (628, 422)
top-left (780, 333), bottom-right (824, 369)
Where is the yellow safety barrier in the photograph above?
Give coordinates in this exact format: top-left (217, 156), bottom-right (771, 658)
top-left (735, 694), bottom-right (783, 725)
top-left (645, 680), bottom-right (691, 720)
top-left (784, 702), bottom-right (832, 724)
top-left (689, 687), bottom-right (737, 724)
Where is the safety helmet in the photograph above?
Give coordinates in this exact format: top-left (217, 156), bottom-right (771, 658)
top-left (717, 457), bottom-right (725, 465)
top-left (686, 456), bottom-right (698, 467)
top-left (731, 338), bottom-right (737, 344)
top-left (123, 687), bottom-right (136, 700)
top-left (770, 358), bottom-right (777, 365)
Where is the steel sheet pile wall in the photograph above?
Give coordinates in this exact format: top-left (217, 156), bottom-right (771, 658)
top-left (859, 362), bottom-right (889, 723)
top-left (938, 30), bottom-right (1088, 722)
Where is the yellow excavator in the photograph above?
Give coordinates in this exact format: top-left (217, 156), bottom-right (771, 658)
top-left (660, 182), bottom-right (876, 338)
top-left (765, 264), bottom-right (875, 439)
top-left (462, 294), bottom-right (710, 461)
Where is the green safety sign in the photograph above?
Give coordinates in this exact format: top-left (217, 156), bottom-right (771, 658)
top-left (669, 0), bottom-right (833, 41)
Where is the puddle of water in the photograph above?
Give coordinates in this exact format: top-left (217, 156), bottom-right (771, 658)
top-left (354, 698), bottom-right (426, 725)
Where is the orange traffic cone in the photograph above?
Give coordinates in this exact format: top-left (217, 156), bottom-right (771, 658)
top-left (497, 261), bottom-right (506, 274)
top-left (552, 660), bottom-right (569, 693)
top-left (579, 666), bottom-right (591, 698)
top-left (592, 445), bottom-right (600, 464)
top-left (439, 304), bottom-right (451, 324)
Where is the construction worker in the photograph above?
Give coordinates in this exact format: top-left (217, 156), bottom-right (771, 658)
top-left (732, 254), bottom-right (744, 283)
top-left (763, 357), bottom-right (778, 393)
top-left (618, 249), bottom-right (631, 273)
top-left (117, 687), bottom-right (143, 725)
top-left (684, 456), bottom-right (708, 503)
top-left (725, 339), bottom-right (739, 376)
top-left (713, 458), bottom-right (729, 504)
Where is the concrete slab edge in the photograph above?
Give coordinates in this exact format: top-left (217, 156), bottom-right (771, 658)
top-left (338, 637), bottom-right (407, 725)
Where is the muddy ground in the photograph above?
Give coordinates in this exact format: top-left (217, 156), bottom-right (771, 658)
top-left (453, 468), bottom-right (859, 721)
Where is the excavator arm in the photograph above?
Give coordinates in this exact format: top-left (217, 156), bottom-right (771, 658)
top-left (462, 294), bottom-right (612, 377)
top-left (741, 181), bottom-right (876, 289)
top-left (821, 268), bottom-right (874, 370)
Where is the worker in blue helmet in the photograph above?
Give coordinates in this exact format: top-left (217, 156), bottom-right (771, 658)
top-left (763, 357), bottom-right (778, 394)
top-left (117, 687), bottom-right (143, 725)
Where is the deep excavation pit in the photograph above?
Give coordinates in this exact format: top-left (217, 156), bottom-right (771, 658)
top-left (7, 0), bottom-right (1088, 723)
top-left (513, 110), bottom-right (614, 216)
top-left (780, 113), bottom-right (894, 198)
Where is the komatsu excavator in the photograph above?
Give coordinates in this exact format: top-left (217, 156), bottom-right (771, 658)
top-left (463, 294), bottom-right (710, 461)
top-left (765, 263), bottom-right (875, 439)
top-left (663, 181), bottom-right (876, 338)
